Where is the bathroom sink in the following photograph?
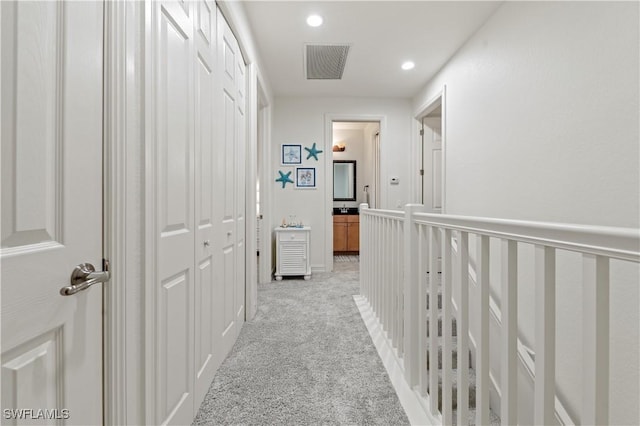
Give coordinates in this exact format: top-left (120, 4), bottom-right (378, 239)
top-left (333, 207), bottom-right (359, 215)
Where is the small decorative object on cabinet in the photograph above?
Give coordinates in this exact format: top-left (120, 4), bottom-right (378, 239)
top-left (274, 226), bottom-right (311, 281)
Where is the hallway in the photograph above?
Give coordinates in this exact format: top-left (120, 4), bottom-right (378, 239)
top-left (1, 1), bottom-right (638, 424)
top-left (193, 258), bottom-right (409, 425)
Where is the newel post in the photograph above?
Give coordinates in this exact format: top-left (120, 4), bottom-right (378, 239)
top-left (403, 204), bottom-right (423, 386)
top-left (359, 203), bottom-right (369, 297)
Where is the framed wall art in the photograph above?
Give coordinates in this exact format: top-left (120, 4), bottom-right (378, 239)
top-left (281, 144), bottom-right (302, 165)
top-left (295, 167), bottom-right (316, 189)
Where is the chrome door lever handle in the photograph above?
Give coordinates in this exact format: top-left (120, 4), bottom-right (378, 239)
top-left (60, 260), bottom-right (111, 296)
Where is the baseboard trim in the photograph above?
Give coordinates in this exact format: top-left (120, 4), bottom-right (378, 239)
top-left (354, 295), bottom-right (440, 426)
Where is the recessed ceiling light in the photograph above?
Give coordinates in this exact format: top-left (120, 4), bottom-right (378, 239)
top-left (306, 14), bottom-right (323, 27)
top-left (401, 61), bottom-right (415, 71)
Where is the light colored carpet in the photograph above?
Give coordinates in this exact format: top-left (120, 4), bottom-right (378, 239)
top-left (192, 261), bottom-right (409, 425)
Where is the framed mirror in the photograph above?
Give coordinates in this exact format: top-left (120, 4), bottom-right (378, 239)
top-left (333, 160), bottom-right (356, 201)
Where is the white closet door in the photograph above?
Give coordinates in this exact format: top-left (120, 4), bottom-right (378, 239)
top-left (213, 8), bottom-right (245, 360)
top-left (147, 3), bottom-right (246, 422)
top-left (234, 35), bottom-right (247, 333)
top-left (1, 2), bottom-right (104, 424)
top-left (193, 0), bottom-right (219, 408)
top-left (150, 1), bottom-right (195, 424)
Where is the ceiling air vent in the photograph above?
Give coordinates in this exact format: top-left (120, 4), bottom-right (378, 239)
top-left (305, 44), bottom-right (350, 80)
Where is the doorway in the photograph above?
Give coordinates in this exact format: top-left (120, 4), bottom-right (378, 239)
top-left (417, 88), bottom-right (446, 213)
top-left (325, 117), bottom-right (382, 271)
top-left (255, 78), bottom-right (271, 287)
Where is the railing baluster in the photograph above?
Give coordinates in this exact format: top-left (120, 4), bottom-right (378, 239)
top-left (534, 245), bottom-right (556, 426)
top-left (501, 239), bottom-right (518, 425)
top-left (419, 225), bottom-right (428, 396)
top-left (476, 235), bottom-right (490, 425)
top-left (582, 254), bottom-right (610, 425)
top-left (379, 218), bottom-right (385, 324)
top-left (387, 218), bottom-right (393, 332)
top-left (390, 219), bottom-right (397, 347)
top-left (441, 229), bottom-right (453, 425)
top-left (457, 231), bottom-right (469, 426)
top-left (376, 216), bottom-right (381, 315)
top-left (382, 218), bottom-right (388, 331)
top-left (398, 221), bottom-right (405, 356)
top-left (388, 219), bottom-right (393, 334)
top-left (375, 218), bottom-right (386, 319)
top-left (428, 226), bottom-right (440, 413)
top-left (393, 219), bottom-right (400, 347)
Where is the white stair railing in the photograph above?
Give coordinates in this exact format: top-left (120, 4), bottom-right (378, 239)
top-left (359, 203), bottom-right (640, 426)
top-left (360, 206), bottom-right (405, 356)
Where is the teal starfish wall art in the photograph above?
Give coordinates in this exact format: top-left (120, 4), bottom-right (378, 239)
top-left (275, 170), bottom-right (294, 188)
top-left (304, 143), bottom-right (323, 161)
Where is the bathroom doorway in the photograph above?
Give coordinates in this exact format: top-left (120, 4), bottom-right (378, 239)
top-left (326, 118), bottom-right (382, 271)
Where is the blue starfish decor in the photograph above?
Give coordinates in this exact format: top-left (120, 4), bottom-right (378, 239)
top-left (275, 170), bottom-right (294, 188)
top-left (304, 143), bottom-right (323, 161)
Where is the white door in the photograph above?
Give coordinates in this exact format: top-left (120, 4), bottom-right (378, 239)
top-left (1, 1), bottom-right (104, 424)
top-left (193, 0), bottom-right (219, 407)
top-left (234, 37), bottom-right (247, 332)
top-left (421, 116), bottom-right (443, 213)
top-left (214, 8), bottom-right (245, 361)
top-left (150, 1), bottom-right (195, 424)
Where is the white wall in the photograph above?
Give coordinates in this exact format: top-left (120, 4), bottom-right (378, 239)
top-left (272, 97), bottom-right (412, 271)
top-left (412, 2), bottom-right (639, 423)
top-left (362, 123), bottom-right (379, 208)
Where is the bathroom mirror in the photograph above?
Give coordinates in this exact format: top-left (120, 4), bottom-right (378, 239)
top-left (333, 160), bottom-right (356, 201)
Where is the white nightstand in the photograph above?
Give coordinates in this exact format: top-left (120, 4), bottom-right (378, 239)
top-left (274, 226), bottom-right (311, 281)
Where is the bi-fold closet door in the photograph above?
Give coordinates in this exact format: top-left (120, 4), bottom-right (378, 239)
top-left (147, 1), bottom-right (246, 424)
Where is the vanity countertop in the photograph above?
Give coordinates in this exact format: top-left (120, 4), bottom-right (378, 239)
top-left (333, 207), bottom-right (359, 215)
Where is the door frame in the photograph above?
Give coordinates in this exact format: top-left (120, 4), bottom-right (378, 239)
top-left (103, 1), bottom-right (144, 423)
top-left (414, 85), bottom-right (447, 213)
top-left (246, 63), bottom-right (272, 320)
top-left (255, 77), bottom-right (273, 287)
top-left (324, 114), bottom-right (385, 272)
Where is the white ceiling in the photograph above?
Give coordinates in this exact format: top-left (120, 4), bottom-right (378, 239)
top-left (241, 1), bottom-right (503, 98)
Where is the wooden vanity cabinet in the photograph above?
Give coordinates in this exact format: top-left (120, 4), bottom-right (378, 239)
top-left (333, 215), bottom-right (359, 253)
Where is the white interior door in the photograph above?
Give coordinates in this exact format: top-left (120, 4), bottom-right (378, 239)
top-left (234, 39), bottom-right (247, 331)
top-left (193, 0), bottom-right (218, 408)
top-left (150, 1), bottom-right (195, 424)
top-left (421, 116), bottom-right (443, 213)
top-left (1, 1), bottom-right (104, 424)
top-left (214, 8), bottom-right (245, 360)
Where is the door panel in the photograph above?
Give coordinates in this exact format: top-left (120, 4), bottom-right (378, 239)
top-left (235, 55), bottom-right (246, 327)
top-left (1, 1), bottom-right (103, 424)
top-left (422, 116), bottom-right (442, 213)
top-left (160, 271), bottom-right (191, 419)
top-left (214, 8), bottom-right (245, 359)
top-left (153, 1), bottom-right (195, 424)
top-left (333, 223), bottom-right (347, 252)
top-left (347, 223), bottom-right (360, 252)
top-left (194, 0), bottom-right (218, 407)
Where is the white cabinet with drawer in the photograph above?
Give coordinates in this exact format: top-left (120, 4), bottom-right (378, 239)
top-left (274, 226), bottom-right (311, 281)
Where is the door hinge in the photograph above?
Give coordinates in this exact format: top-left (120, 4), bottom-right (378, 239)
top-left (419, 129), bottom-right (424, 136)
top-left (419, 169), bottom-right (424, 176)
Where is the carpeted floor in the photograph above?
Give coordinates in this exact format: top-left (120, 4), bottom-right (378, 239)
top-left (193, 260), bottom-right (409, 425)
